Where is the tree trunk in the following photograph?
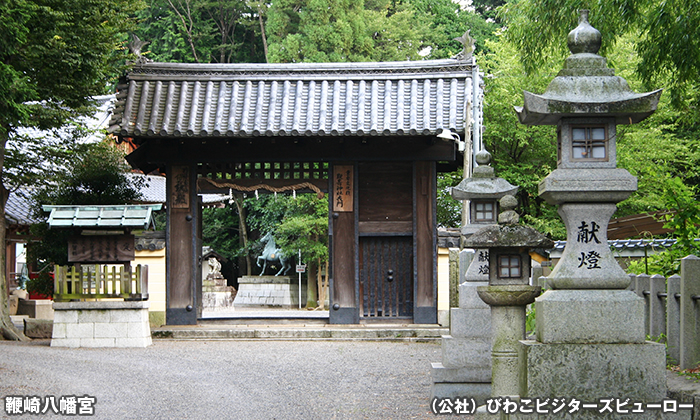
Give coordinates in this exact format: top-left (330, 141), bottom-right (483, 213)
top-left (257, 5), bottom-right (269, 63)
top-left (0, 135), bottom-right (29, 341)
top-left (317, 257), bottom-right (327, 310)
top-left (168, 0), bottom-right (200, 63)
top-left (233, 193), bottom-right (252, 275)
top-left (306, 262), bottom-right (318, 308)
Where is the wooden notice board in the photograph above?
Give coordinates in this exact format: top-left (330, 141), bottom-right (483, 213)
top-left (68, 234), bottom-right (135, 263)
top-left (333, 165), bottom-right (354, 212)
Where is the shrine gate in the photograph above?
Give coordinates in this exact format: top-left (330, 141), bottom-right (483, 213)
top-left (109, 58), bottom-right (481, 325)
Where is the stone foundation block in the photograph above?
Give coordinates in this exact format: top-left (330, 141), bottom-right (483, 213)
top-left (431, 381), bottom-right (491, 405)
top-left (460, 282), bottom-right (490, 309)
top-left (536, 290), bottom-right (646, 344)
top-left (431, 362), bottom-right (491, 384)
top-left (51, 301), bottom-right (151, 348)
top-left (450, 307), bottom-right (491, 338)
top-left (24, 318), bottom-right (53, 339)
top-left (17, 299), bottom-right (54, 319)
top-left (519, 340), bottom-right (667, 403)
top-left (441, 335), bottom-right (491, 369)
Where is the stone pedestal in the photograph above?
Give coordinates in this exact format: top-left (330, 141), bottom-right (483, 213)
top-left (234, 276), bottom-right (306, 308)
top-left (17, 299), bottom-right (54, 319)
top-left (431, 256), bottom-right (493, 404)
top-left (202, 274), bottom-right (236, 312)
top-left (51, 301), bottom-right (151, 348)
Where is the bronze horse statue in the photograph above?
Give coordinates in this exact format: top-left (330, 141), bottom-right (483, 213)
top-left (256, 232), bottom-right (292, 276)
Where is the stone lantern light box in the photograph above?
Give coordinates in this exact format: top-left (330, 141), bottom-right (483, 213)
top-left (451, 150), bottom-right (518, 237)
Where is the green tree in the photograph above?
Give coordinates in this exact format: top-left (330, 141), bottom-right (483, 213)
top-left (478, 34), bottom-right (564, 238)
top-left (0, 0), bottom-right (143, 340)
top-left (29, 141), bottom-right (145, 269)
top-left (402, 0), bottom-right (499, 58)
top-left (135, 0), bottom-right (266, 63)
top-left (275, 195), bottom-right (328, 308)
top-left (500, 0), bottom-right (700, 113)
top-left (266, 0), bottom-right (375, 63)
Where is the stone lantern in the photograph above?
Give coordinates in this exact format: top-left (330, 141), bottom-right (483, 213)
top-left (463, 195), bottom-right (553, 400)
top-left (430, 150), bottom-right (519, 403)
top-left (514, 10), bottom-right (674, 414)
top-left (451, 150), bottom-right (518, 237)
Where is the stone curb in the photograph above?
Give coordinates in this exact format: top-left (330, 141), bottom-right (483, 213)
top-left (152, 326), bottom-right (448, 341)
top-left (666, 370), bottom-right (700, 419)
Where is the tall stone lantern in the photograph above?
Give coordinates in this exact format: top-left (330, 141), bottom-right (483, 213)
top-left (430, 150), bottom-right (519, 403)
top-left (515, 10), bottom-right (672, 412)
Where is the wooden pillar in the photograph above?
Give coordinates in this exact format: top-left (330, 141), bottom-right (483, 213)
top-left (414, 161), bottom-right (437, 324)
top-left (329, 163), bottom-right (358, 324)
top-left (166, 163), bottom-right (199, 325)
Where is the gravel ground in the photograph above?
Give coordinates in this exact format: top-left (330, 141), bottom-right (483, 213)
top-left (0, 339), bottom-right (473, 420)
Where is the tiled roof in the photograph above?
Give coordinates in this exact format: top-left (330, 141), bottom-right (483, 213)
top-left (5, 191), bottom-right (40, 226)
top-left (42, 204), bottom-right (162, 229)
top-left (551, 239), bottom-right (678, 251)
top-left (109, 59), bottom-right (476, 139)
top-left (549, 239), bottom-right (679, 258)
top-left (127, 173), bottom-right (229, 205)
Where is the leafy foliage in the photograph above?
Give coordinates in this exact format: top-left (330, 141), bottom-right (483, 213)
top-left (500, 0), bottom-right (700, 116)
top-left (478, 33), bottom-right (564, 238)
top-left (0, 0), bottom-right (143, 340)
top-left (627, 177), bottom-right (700, 276)
top-left (265, 0), bottom-right (497, 63)
top-left (1, 0), bottom-right (142, 134)
top-left (275, 195), bottom-right (329, 264)
top-left (135, 0), bottom-right (266, 63)
top-left (29, 141), bottom-right (144, 267)
top-left (33, 141), bottom-right (144, 207)
top-left (202, 206), bottom-right (240, 262)
top-left (437, 169), bottom-right (463, 228)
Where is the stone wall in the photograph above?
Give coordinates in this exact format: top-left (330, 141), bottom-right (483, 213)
top-left (51, 301), bottom-right (152, 348)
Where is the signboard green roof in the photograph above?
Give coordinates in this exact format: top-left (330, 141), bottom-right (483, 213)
top-left (42, 204), bottom-right (162, 230)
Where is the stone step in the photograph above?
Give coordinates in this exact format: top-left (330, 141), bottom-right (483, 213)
top-left (152, 324), bottom-right (448, 341)
top-left (10, 315), bottom-right (29, 330)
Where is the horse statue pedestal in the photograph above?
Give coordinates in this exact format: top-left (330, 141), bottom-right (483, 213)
top-left (233, 276), bottom-right (307, 309)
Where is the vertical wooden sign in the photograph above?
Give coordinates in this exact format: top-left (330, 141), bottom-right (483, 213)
top-left (171, 165), bottom-right (190, 209)
top-left (333, 165), bottom-right (353, 212)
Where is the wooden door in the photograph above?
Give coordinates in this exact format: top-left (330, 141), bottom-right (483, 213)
top-left (360, 236), bottom-right (413, 318)
top-left (358, 162), bottom-right (414, 319)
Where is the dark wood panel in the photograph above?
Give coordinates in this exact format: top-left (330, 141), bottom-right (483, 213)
top-left (331, 163), bottom-right (356, 308)
top-left (415, 161), bottom-right (435, 308)
top-left (360, 236), bottom-right (413, 318)
top-left (168, 208), bottom-right (193, 307)
top-left (127, 137), bottom-right (456, 174)
top-left (358, 221), bottom-right (412, 235)
top-left (358, 162), bottom-right (413, 222)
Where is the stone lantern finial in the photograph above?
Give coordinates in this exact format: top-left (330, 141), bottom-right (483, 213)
top-left (568, 10), bottom-right (601, 54)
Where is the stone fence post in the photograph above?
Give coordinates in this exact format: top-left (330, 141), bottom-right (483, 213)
top-left (635, 274), bottom-right (651, 334)
top-left (680, 255), bottom-right (700, 369)
top-left (667, 274), bottom-right (682, 364)
top-left (628, 269), bottom-right (696, 367)
top-left (649, 274), bottom-right (666, 339)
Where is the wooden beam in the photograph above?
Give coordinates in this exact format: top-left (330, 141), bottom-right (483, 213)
top-left (126, 136), bottom-right (457, 173)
